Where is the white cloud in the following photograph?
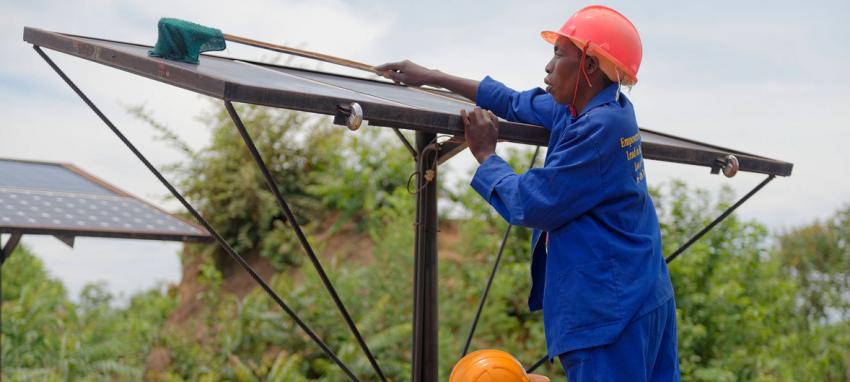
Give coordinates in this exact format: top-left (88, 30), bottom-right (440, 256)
top-left (2, 0), bottom-right (848, 299)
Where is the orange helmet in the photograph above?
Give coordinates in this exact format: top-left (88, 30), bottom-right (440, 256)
top-left (541, 5), bottom-right (642, 85)
top-left (449, 350), bottom-right (530, 382)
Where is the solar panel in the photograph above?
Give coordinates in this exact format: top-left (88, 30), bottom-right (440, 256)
top-left (0, 158), bottom-right (210, 242)
top-left (22, 27), bottom-right (792, 176)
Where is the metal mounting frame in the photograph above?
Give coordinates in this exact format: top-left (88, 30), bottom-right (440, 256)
top-left (23, 27), bottom-right (796, 382)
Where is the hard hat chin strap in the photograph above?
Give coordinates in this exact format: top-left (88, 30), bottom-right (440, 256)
top-left (615, 67), bottom-right (621, 102)
top-left (570, 42), bottom-right (594, 117)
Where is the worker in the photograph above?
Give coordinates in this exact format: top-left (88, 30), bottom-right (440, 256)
top-left (376, 5), bottom-right (679, 381)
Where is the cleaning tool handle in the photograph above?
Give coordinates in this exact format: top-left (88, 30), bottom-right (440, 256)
top-left (223, 33), bottom-right (378, 74)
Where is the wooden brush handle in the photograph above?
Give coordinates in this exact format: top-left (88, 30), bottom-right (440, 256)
top-left (223, 33), bottom-right (378, 74)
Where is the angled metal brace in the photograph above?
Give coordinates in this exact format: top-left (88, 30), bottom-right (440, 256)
top-left (225, 100), bottom-right (387, 382)
top-left (393, 128), bottom-right (418, 158)
top-left (526, 354), bottom-right (550, 374)
top-left (1, 232), bottom-right (23, 266)
top-left (666, 174), bottom-right (775, 263)
top-left (461, 146), bottom-right (541, 357)
top-left (437, 136), bottom-right (468, 165)
top-left (34, 45), bottom-right (362, 382)
top-left (527, 174), bottom-right (777, 372)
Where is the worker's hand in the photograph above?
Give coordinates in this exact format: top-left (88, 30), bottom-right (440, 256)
top-left (374, 60), bottom-right (436, 86)
top-left (528, 373), bottom-right (551, 382)
top-left (461, 108), bottom-right (498, 164)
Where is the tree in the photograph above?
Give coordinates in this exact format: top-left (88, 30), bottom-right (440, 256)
top-left (1, 246), bottom-right (175, 381)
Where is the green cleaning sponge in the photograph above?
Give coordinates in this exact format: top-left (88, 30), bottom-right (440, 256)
top-left (149, 18), bottom-right (226, 64)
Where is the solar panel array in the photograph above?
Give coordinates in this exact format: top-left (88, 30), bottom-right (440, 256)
top-left (0, 159), bottom-right (209, 241)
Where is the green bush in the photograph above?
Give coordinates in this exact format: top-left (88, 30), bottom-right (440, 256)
top-left (1, 246), bottom-right (176, 381)
top-left (4, 101), bottom-right (847, 380)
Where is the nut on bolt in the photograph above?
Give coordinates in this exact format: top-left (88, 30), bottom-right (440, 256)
top-left (333, 102), bottom-right (364, 131)
top-left (722, 154), bottom-right (739, 178)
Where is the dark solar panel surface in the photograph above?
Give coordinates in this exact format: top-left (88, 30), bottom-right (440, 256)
top-left (82, 37), bottom-right (474, 114)
top-left (21, 28), bottom-right (792, 176)
top-left (0, 160), bottom-right (113, 195)
top-left (63, 37), bottom-right (749, 153)
top-left (0, 159), bottom-right (207, 239)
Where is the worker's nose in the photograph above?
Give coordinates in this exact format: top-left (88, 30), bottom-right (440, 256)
top-left (545, 57), bottom-right (554, 74)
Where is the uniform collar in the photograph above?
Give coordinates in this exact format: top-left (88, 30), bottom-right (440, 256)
top-left (573, 83), bottom-right (620, 118)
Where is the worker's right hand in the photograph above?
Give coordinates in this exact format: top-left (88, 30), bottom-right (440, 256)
top-left (374, 60), bottom-right (436, 86)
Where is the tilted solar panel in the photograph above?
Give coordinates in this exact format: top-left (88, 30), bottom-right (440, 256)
top-left (21, 27), bottom-right (792, 176)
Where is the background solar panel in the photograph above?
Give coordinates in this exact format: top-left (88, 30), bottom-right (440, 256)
top-left (0, 159), bottom-right (209, 241)
top-left (0, 160), bottom-right (113, 195)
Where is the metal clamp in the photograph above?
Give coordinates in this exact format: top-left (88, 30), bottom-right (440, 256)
top-left (333, 102), bottom-right (363, 131)
top-left (711, 154), bottom-right (739, 177)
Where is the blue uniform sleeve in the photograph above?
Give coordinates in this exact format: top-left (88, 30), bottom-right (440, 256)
top-left (476, 76), bottom-right (559, 130)
top-left (470, 116), bottom-right (606, 232)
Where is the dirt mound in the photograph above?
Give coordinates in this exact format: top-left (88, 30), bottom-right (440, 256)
top-left (146, 216), bottom-right (461, 374)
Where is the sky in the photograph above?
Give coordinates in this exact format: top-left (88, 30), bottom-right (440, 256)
top-left (1, 0), bottom-right (849, 302)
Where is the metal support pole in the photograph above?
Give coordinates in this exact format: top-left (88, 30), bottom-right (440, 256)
top-left (411, 131), bottom-right (439, 382)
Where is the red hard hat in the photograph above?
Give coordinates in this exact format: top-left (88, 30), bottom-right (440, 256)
top-left (541, 5), bottom-right (642, 85)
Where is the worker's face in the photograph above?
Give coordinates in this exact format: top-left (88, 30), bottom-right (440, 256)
top-left (544, 37), bottom-right (590, 105)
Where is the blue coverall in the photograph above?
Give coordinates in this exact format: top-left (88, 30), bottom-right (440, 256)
top-left (471, 76), bottom-right (681, 381)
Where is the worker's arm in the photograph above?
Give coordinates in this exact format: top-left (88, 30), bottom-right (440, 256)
top-left (374, 60), bottom-right (479, 101)
top-left (466, 111), bottom-right (607, 231)
top-left (375, 61), bottom-right (559, 129)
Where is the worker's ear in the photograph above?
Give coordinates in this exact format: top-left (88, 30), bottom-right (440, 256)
top-left (585, 54), bottom-right (600, 75)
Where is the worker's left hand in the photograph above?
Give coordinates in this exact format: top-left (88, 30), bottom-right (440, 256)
top-left (461, 108), bottom-right (499, 164)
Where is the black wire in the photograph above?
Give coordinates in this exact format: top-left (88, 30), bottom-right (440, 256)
top-left (34, 46), bottom-right (361, 382)
top-left (225, 101), bottom-right (386, 382)
top-left (461, 146), bottom-right (541, 357)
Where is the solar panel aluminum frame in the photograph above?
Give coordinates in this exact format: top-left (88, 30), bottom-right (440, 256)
top-left (22, 27), bottom-right (793, 177)
top-left (0, 158), bottom-right (212, 243)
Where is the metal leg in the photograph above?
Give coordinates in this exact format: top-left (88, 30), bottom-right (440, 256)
top-left (34, 45), bottom-right (361, 382)
top-left (1, 232), bottom-right (23, 266)
top-left (224, 101), bottom-right (386, 382)
top-left (411, 131), bottom-right (439, 382)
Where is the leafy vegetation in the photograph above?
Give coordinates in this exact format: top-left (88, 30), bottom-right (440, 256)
top-left (1, 247), bottom-right (175, 381)
top-left (2, 103), bottom-right (847, 381)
